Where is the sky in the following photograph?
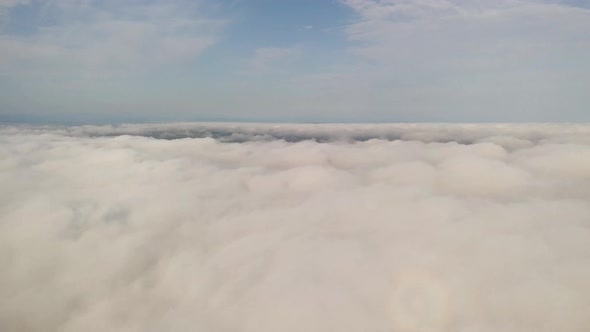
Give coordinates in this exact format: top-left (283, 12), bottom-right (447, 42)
top-left (0, 0), bottom-right (589, 123)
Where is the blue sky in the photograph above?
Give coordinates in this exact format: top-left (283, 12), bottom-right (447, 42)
top-left (1, 0), bottom-right (589, 123)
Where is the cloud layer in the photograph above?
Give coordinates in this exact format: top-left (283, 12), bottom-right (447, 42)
top-left (1, 123), bottom-right (590, 331)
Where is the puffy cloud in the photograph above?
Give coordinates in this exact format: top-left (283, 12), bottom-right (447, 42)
top-left (1, 123), bottom-right (590, 331)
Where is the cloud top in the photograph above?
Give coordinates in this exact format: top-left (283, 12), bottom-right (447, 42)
top-left (1, 123), bottom-right (590, 331)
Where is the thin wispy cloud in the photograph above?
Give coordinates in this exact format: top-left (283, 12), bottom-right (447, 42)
top-left (1, 0), bottom-right (589, 122)
top-left (0, 1), bottom-right (225, 76)
top-left (248, 46), bottom-right (301, 74)
top-left (334, 0), bottom-right (590, 121)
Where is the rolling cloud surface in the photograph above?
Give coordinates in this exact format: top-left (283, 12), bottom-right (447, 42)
top-left (1, 123), bottom-right (590, 331)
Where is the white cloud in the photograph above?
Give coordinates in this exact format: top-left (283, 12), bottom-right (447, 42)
top-left (1, 123), bottom-right (590, 331)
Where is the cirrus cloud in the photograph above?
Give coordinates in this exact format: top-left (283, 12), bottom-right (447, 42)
top-left (0, 0), bottom-right (226, 77)
top-left (334, 0), bottom-right (590, 121)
